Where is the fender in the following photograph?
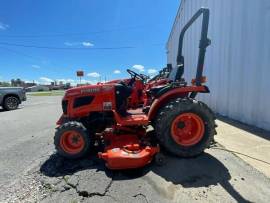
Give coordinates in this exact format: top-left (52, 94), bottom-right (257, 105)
top-left (148, 85), bottom-right (209, 121)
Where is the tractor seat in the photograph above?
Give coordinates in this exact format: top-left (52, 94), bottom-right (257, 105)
top-left (115, 82), bottom-right (133, 116)
top-left (149, 85), bottom-right (166, 97)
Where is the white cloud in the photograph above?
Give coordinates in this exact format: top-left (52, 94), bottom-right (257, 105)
top-left (87, 72), bottom-right (100, 78)
top-left (82, 42), bottom-right (94, 47)
top-left (0, 22), bottom-right (9, 30)
top-left (56, 78), bottom-right (76, 86)
top-left (147, 68), bottom-right (158, 75)
top-left (80, 79), bottom-right (95, 84)
top-left (38, 78), bottom-right (78, 86)
top-left (132, 64), bottom-right (144, 72)
top-left (64, 41), bottom-right (94, 47)
top-left (64, 42), bottom-right (73, 46)
top-left (32, 65), bottom-right (41, 69)
top-left (25, 80), bottom-right (39, 84)
top-left (113, 70), bottom-right (121, 74)
top-left (57, 78), bottom-right (75, 83)
top-left (39, 77), bottom-right (54, 84)
top-left (24, 80), bottom-right (39, 84)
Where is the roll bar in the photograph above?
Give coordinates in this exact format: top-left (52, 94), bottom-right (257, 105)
top-left (176, 8), bottom-right (211, 86)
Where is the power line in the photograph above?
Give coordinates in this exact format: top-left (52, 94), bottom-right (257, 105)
top-left (0, 46), bottom-right (71, 75)
top-left (0, 24), bottom-right (160, 38)
top-left (0, 46), bottom-right (43, 60)
top-left (0, 42), bottom-right (135, 50)
top-left (0, 42), bottom-right (165, 51)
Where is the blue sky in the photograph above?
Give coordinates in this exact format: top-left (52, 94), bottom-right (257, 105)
top-left (0, 0), bottom-right (180, 85)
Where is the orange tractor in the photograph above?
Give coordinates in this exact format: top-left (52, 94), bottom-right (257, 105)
top-left (55, 8), bottom-right (216, 169)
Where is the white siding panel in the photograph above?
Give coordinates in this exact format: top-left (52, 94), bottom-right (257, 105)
top-left (167, 0), bottom-right (270, 131)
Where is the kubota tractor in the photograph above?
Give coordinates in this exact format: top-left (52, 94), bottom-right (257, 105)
top-left (54, 8), bottom-right (216, 169)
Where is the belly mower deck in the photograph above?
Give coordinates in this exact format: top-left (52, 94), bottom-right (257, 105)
top-left (98, 129), bottom-right (159, 170)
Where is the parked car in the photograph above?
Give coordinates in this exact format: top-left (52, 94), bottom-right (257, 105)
top-left (0, 87), bottom-right (26, 110)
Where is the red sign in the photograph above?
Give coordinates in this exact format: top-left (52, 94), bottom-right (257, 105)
top-left (77, 70), bottom-right (84, 77)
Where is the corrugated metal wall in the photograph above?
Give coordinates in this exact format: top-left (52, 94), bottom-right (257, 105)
top-left (167, 0), bottom-right (270, 131)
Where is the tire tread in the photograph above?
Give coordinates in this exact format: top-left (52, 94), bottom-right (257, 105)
top-left (54, 121), bottom-right (91, 159)
top-left (155, 97), bottom-right (216, 157)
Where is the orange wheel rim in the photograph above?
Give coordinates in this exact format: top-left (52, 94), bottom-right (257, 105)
top-left (171, 113), bottom-right (205, 146)
top-left (60, 130), bottom-right (85, 154)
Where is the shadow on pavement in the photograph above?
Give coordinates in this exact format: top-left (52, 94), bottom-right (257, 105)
top-left (40, 152), bottom-right (250, 202)
top-left (40, 152), bottom-right (112, 178)
top-left (0, 107), bottom-right (23, 112)
top-left (0, 107), bottom-right (6, 112)
top-left (149, 153), bottom-right (251, 203)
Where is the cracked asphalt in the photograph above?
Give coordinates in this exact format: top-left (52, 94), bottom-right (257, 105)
top-left (0, 96), bottom-right (270, 203)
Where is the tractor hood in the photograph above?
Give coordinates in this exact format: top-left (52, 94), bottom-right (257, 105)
top-left (64, 83), bottom-right (115, 98)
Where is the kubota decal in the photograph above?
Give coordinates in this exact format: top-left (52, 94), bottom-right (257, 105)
top-left (81, 88), bottom-right (100, 94)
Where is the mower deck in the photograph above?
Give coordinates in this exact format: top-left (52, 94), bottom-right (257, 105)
top-left (98, 130), bottom-right (159, 169)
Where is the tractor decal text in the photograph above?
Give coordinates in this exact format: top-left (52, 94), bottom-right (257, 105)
top-left (81, 88), bottom-right (100, 94)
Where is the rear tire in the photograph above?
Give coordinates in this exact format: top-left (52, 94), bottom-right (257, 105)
top-left (155, 98), bottom-right (216, 157)
top-left (54, 121), bottom-right (91, 159)
top-left (3, 96), bottom-right (19, 111)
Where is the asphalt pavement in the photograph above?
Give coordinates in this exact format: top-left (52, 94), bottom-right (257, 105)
top-left (0, 96), bottom-right (269, 203)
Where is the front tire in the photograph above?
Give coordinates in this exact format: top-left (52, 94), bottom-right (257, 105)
top-left (155, 98), bottom-right (216, 157)
top-left (54, 121), bottom-right (91, 159)
top-left (3, 96), bottom-right (19, 111)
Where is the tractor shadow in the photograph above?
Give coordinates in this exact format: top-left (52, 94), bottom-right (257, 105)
top-left (40, 151), bottom-right (109, 177)
top-left (40, 151), bottom-right (250, 202)
top-left (147, 153), bottom-right (251, 202)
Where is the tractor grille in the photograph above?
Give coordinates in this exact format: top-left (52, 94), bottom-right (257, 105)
top-left (62, 100), bottom-right (68, 114)
top-left (73, 96), bottom-right (94, 108)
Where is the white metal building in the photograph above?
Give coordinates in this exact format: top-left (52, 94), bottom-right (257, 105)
top-left (167, 0), bottom-right (270, 131)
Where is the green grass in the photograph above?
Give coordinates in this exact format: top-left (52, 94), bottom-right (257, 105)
top-left (27, 90), bottom-right (65, 96)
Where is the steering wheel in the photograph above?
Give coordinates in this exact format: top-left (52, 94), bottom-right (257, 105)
top-left (127, 69), bottom-right (144, 80)
top-left (139, 73), bottom-right (150, 81)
